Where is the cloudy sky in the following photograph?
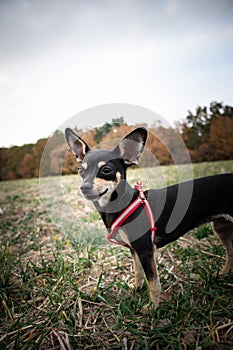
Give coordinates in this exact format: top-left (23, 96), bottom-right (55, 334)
top-left (0, 0), bottom-right (233, 147)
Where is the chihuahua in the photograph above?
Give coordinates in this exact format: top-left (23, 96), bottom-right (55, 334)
top-left (65, 127), bottom-right (233, 309)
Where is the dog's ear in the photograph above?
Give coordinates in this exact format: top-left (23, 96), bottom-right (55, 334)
top-left (114, 127), bottom-right (148, 165)
top-left (65, 128), bottom-right (90, 162)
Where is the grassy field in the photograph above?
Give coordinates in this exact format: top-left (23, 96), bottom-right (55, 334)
top-left (0, 161), bottom-right (233, 350)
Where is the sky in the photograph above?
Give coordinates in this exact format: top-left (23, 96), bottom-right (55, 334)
top-left (0, 0), bottom-right (233, 147)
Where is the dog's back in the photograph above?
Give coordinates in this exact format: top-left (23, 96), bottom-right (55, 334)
top-left (149, 173), bottom-right (233, 248)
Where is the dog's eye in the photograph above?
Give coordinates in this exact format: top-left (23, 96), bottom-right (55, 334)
top-left (101, 166), bottom-right (112, 175)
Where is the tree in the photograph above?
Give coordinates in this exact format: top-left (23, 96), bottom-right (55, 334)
top-left (94, 122), bottom-right (112, 144)
top-left (209, 116), bottom-right (233, 159)
top-left (181, 101), bottom-right (233, 162)
top-left (184, 106), bottom-right (210, 149)
top-left (17, 153), bottom-right (34, 178)
top-left (94, 118), bottom-right (125, 144)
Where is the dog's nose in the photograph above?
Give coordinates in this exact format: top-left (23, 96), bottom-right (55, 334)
top-left (80, 183), bottom-right (92, 195)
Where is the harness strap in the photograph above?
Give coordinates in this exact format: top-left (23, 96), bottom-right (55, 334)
top-left (106, 181), bottom-right (156, 247)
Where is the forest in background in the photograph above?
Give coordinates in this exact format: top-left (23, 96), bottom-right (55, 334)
top-left (0, 101), bottom-right (233, 181)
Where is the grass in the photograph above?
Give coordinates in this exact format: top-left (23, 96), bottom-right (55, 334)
top-left (0, 160), bottom-right (233, 349)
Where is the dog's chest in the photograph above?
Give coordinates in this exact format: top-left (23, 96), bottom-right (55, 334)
top-left (115, 228), bottom-right (131, 247)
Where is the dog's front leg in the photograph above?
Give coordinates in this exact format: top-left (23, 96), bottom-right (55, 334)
top-left (136, 245), bottom-right (161, 309)
top-left (131, 249), bottom-right (144, 289)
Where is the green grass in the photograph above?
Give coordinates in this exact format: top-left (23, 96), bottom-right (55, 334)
top-left (0, 161), bottom-right (233, 349)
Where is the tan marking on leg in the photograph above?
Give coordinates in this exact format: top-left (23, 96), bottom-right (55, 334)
top-left (212, 221), bottom-right (233, 275)
top-left (116, 229), bottom-right (131, 248)
top-left (132, 252), bottom-right (144, 289)
top-left (146, 247), bottom-right (161, 310)
top-left (221, 255), bottom-right (233, 275)
top-left (219, 236), bottom-right (233, 274)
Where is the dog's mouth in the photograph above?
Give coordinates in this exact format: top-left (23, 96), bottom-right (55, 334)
top-left (83, 188), bottom-right (108, 201)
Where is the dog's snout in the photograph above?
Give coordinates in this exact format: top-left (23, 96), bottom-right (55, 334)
top-left (80, 183), bottom-right (92, 195)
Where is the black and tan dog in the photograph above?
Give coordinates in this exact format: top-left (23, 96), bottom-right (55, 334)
top-left (65, 127), bottom-right (233, 309)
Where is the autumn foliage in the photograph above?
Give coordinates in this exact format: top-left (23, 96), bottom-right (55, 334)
top-left (0, 102), bottom-right (232, 181)
top-left (179, 101), bottom-right (233, 162)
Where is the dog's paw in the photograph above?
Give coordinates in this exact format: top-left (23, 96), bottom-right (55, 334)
top-left (142, 301), bottom-right (159, 314)
top-left (219, 262), bottom-right (232, 275)
top-left (142, 303), bottom-right (152, 314)
top-left (135, 280), bottom-right (145, 290)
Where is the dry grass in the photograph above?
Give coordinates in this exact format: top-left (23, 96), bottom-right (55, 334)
top-left (0, 161), bottom-right (233, 349)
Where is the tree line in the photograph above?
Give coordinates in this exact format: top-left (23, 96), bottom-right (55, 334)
top-left (0, 101), bottom-right (232, 181)
top-left (179, 101), bottom-right (233, 162)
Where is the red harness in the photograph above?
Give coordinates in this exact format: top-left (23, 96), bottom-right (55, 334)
top-left (106, 181), bottom-right (157, 247)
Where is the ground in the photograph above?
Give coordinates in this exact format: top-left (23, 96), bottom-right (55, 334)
top-left (0, 161), bottom-right (233, 349)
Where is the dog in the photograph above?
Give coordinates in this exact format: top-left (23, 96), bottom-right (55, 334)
top-left (65, 127), bottom-right (233, 309)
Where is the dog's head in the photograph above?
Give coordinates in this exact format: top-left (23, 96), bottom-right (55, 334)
top-left (65, 127), bottom-right (147, 207)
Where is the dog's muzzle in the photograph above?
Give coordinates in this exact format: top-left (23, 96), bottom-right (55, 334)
top-left (80, 183), bottom-right (107, 201)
